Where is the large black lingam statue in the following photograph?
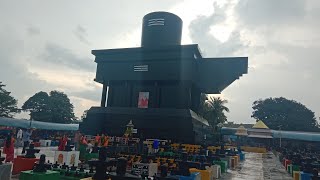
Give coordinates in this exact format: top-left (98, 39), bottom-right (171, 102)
top-left (81, 11), bottom-right (248, 143)
top-left (88, 147), bottom-right (116, 180)
top-left (25, 143), bottom-right (40, 158)
top-left (33, 154), bottom-right (52, 172)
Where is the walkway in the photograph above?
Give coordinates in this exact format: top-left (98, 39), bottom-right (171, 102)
top-left (221, 152), bottom-right (292, 180)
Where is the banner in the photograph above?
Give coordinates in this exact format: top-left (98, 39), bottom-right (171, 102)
top-left (138, 92), bottom-right (149, 108)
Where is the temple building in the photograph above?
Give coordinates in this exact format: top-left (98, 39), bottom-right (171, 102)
top-left (80, 12), bottom-right (248, 143)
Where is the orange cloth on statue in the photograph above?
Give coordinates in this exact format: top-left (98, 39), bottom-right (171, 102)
top-left (95, 135), bottom-right (101, 145)
top-left (100, 136), bottom-right (109, 147)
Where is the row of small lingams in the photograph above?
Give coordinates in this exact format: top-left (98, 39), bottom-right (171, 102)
top-left (23, 146), bottom-right (244, 179)
top-left (278, 148), bottom-right (320, 178)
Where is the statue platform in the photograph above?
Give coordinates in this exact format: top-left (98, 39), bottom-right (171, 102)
top-left (19, 170), bottom-right (59, 180)
top-left (12, 156), bottom-right (39, 175)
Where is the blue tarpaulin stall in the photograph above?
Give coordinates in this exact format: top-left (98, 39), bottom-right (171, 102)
top-left (221, 127), bottom-right (320, 142)
top-left (0, 117), bottom-right (79, 131)
top-left (272, 130), bottom-right (320, 142)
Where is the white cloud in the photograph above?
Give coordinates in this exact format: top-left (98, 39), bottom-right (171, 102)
top-left (189, 0), bottom-right (320, 124)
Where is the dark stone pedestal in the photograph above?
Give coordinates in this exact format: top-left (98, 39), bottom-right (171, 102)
top-left (81, 107), bottom-right (211, 144)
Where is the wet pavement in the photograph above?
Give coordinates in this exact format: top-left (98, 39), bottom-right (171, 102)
top-left (221, 152), bottom-right (292, 180)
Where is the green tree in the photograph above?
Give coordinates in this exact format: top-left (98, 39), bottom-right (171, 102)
top-left (49, 91), bottom-right (76, 123)
top-left (199, 95), bottom-right (229, 128)
top-left (22, 90), bottom-right (76, 123)
top-left (0, 82), bottom-right (20, 117)
top-left (80, 109), bottom-right (88, 122)
top-left (252, 97), bottom-right (319, 132)
top-left (22, 91), bottom-right (51, 121)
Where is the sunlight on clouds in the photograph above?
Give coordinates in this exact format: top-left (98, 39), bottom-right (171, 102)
top-left (208, 0), bottom-right (238, 43)
top-left (170, 0), bottom-right (215, 44)
top-left (114, 0), bottom-right (217, 47)
top-left (209, 24), bottom-right (233, 42)
top-left (251, 51), bottom-right (289, 69)
top-left (70, 96), bottom-right (99, 118)
top-left (115, 28), bottom-right (141, 48)
top-left (28, 67), bottom-right (95, 91)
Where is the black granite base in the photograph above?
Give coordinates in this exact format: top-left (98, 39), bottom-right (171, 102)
top-left (80, 107), bottom-right (210, 144)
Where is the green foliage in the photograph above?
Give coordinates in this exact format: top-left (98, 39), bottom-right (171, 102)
top-left (0, 82), bottom-right (20, 117)
top-left (199, 94), bottom-right (229, 128)
top-left (22, 90), bottom-right (76, 123)
top-left (252, 97), bottom-right (319, 132)
top-left (80, 110), bottom-right (88, 122)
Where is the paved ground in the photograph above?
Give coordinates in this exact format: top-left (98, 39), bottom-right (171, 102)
top-left (4, 147), bottom-right (292, 179)
top-left (221, 152), bottom-right (292, 180)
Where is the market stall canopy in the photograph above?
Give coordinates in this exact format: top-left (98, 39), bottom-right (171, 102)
top-left (247, 134), bottom-right (273, 139)
top-left (221, 127), bottom-right (320, 142)
top-left (0, 117), bottom-right (79, 131)
top-left (272, 130), bottom-right (320, 142)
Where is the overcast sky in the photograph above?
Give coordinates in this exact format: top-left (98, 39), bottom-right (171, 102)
top-left (0, 0), bottom-right (319, 124)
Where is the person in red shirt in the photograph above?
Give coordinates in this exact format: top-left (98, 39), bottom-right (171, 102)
top-left (95, 134), bottom-right (101, 146)
top-left (58, 134), bottom-right (68, 151)
top-left (3, 132), bottom-right (15, 162)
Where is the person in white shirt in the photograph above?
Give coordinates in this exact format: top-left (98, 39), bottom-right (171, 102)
top-left (22, 129), bottom-right (32, 154)
top-left (16, 128), bottom-right (23, 147)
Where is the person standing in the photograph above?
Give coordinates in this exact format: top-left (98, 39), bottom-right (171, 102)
top-left (3, 132), bottom-right (15, 162)
top-left (152, 139), bottom-right (160, 154)
top-left (58, 134), bottom-right (68, 151)
top-left (74, 131), bottom-right (81, 151)
top-left (16, 128), bottom-right (23, 147)
top-left (100, 134), bottom-right (109, 147)
top-left (22, 129), bottom-right (32, 154)
top-left (95, 134), bottom-right (101, 146)
top-left (79, 135), bottom-right (88, 161)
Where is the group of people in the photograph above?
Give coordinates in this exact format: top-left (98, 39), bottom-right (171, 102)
top-left (72, 132), bottom-right (109, 161)
top-left (2, 128), bottom-right (33, 162)
top-left (81, 133), bottom-right (110, 153)
top-left (2, 127), bottom-right (134, 163)
top-left (57, 131), bottom-right (109, 156)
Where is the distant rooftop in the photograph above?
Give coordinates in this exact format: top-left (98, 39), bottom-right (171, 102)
top-left (224, 123), bottom-right (254, 129)
top-left (252, 120), bottom-right (269, 129)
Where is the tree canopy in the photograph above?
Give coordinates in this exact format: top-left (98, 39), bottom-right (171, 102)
top-left (199, 94), bottom-right (229, 128)
top-left (0, 82), bottom-right (20, 117)
top-left (252, 97), bottom-right (319, 132)
top-left (22, 90), bottom-right (76, 123)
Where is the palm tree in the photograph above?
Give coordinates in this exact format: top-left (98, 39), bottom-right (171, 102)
top-left (203, 96), bottom-right (229, 128)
